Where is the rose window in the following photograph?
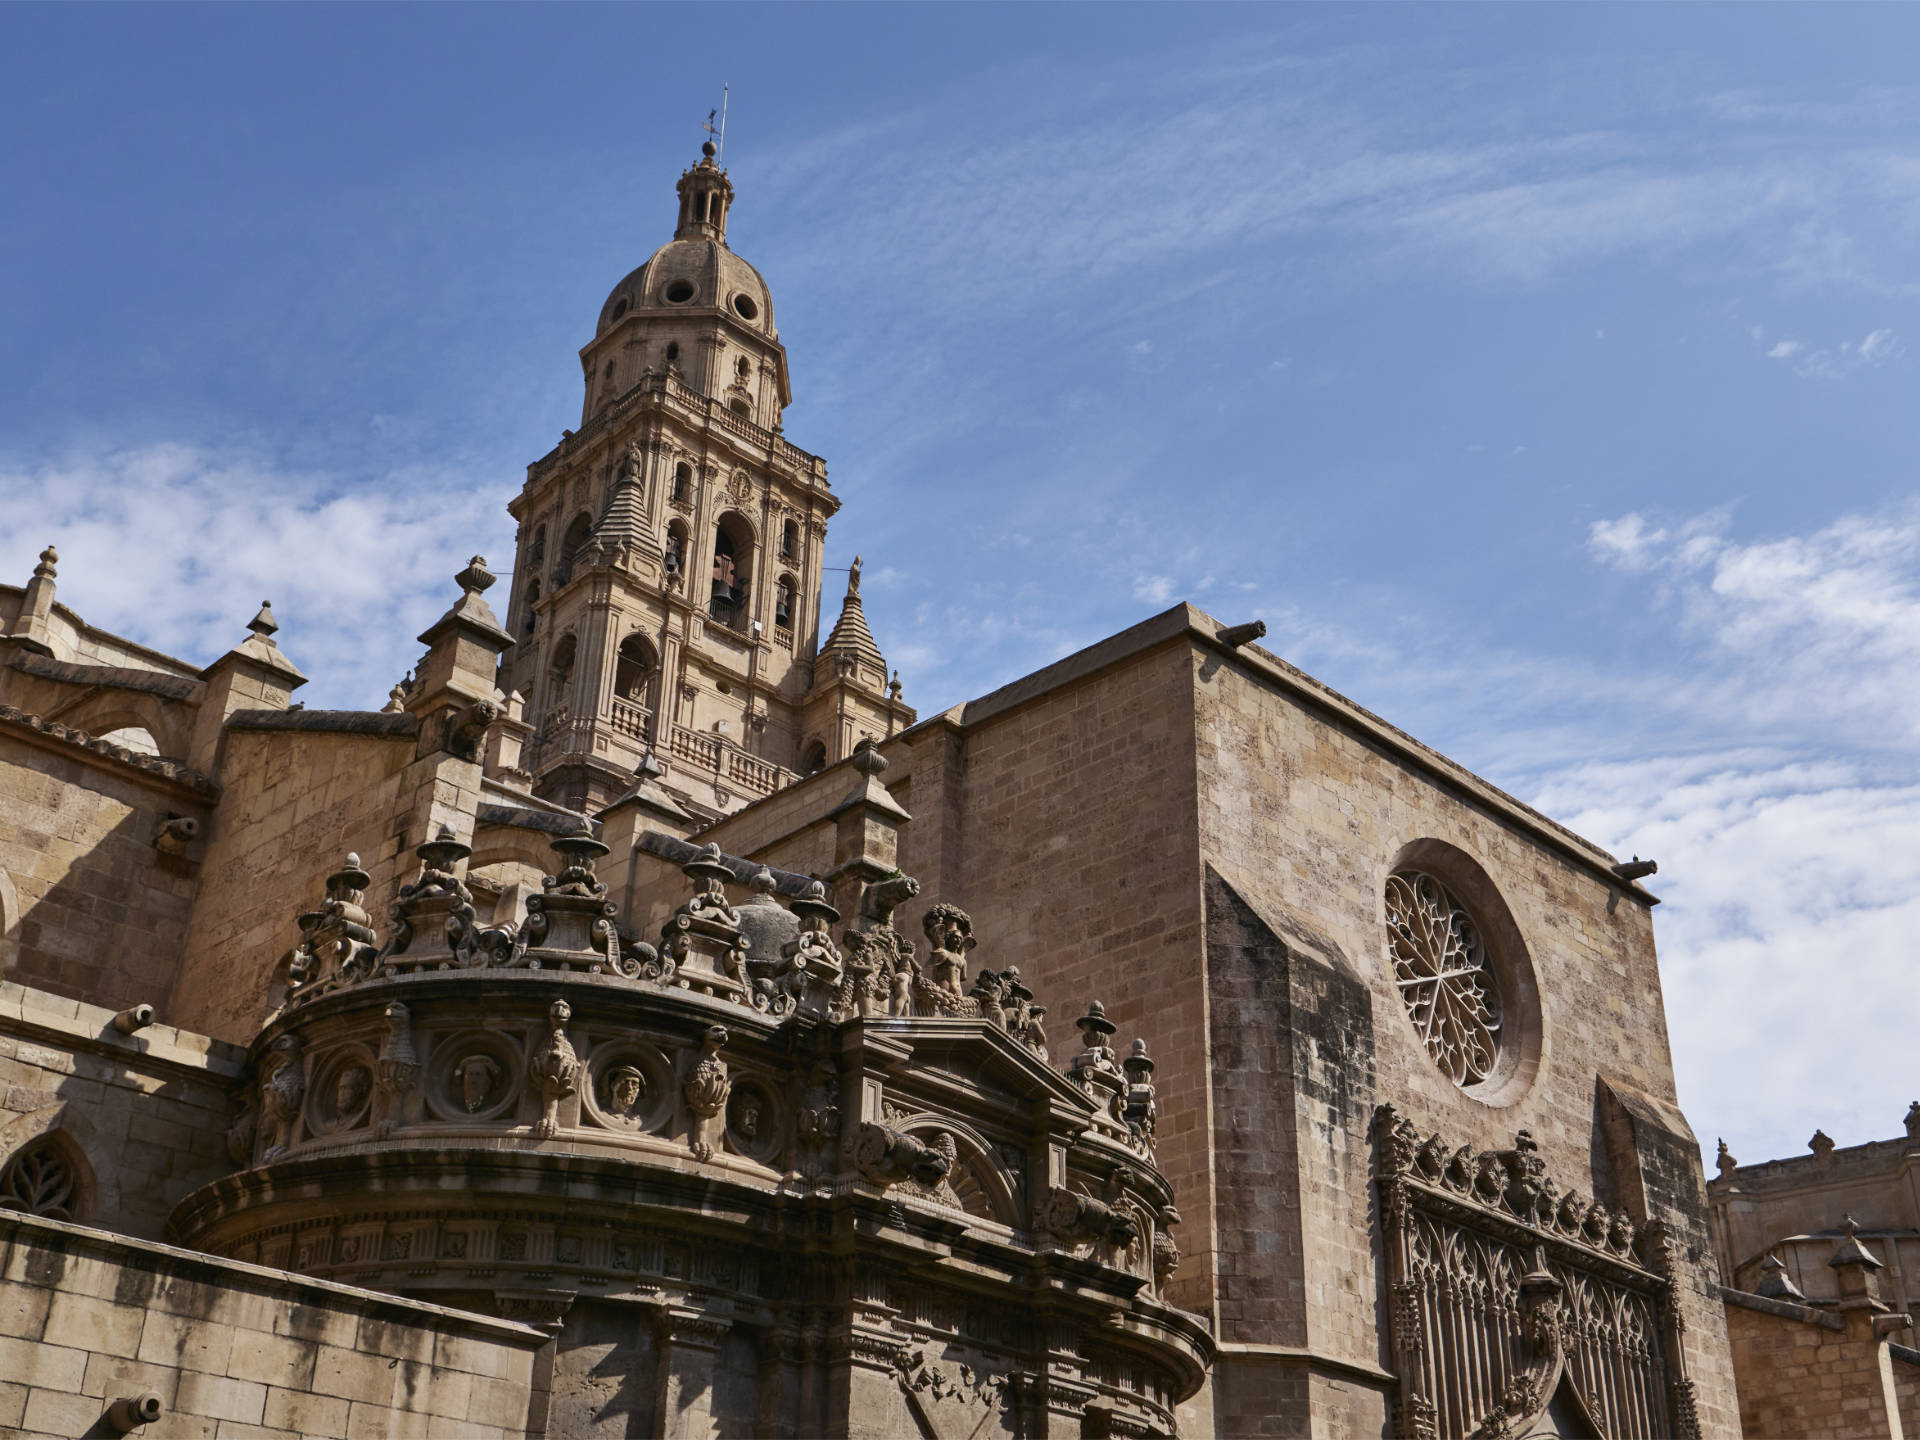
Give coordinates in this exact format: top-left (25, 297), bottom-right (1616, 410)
top-left (1386, 870), bottom-right (1502, 1088)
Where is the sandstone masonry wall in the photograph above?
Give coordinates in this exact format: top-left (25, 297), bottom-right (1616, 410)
top-left (173, 730), bottom-right (416, 1043)
top-left (0, 980), bottom-right (244, 1242)
top-left (0, 731), bottom-right (207, 1012)
top-left (0, 1208), bottom-right (544, 1440)
top-left (1725, 1292), bottom-right (1903, 1438)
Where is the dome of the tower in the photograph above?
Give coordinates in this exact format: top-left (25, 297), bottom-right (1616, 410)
top-left (594, 238), bottom-right (775, 340)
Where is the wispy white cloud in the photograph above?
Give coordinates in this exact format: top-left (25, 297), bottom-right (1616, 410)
top-left (1550, 501), bottom-right (1920, 1162)
top-left (1772, 326), bottom-right (1906, 379)
top-left (0, 441), bottom-right (517, 709)
top-left (1132, 574), bottom-right (1175, 606)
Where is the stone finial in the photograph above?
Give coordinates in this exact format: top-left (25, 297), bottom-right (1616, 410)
top-left (247, 601), bottom-right (279, 639)
top-left (1715, 1138), bottom-right (1737, 1178)
top-left (1810, 1129), bottom-right (1836, 1159)
top-left (1755, 1252), bottom-right (1806, 1301)
top-left (1123, 1038), bottom-right (1156, 1081)
top-left (1122, 1039), bottom-right (1158, 1151)
top-left (8, 544), bottom-right (61, 654)
top-left (455, 556), bottom-right (496, 594)
top-left (382, 681), bottom-right (408, 714)
top-left (1069, 1001), bottom-right (1124, 1094)
top-left (889, 670), bottom-right (903, 701)
top-left (1076, 1000), bottom-right (1117, 1051)
top-left (851, 737), bottom-right (887, 778)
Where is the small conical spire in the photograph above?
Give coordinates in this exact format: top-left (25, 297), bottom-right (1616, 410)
top-left (1755, 1252), bottom-right (1806, 1301)
top-left (820, 558), bottom-right (886, 674)
top-left (248, 601), bottom-right (279, 639)
top-left (1829, 1214), bottom-right (1883, 1271)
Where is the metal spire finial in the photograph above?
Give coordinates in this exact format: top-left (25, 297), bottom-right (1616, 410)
top-left (702, 84), bottom-right (729, 163)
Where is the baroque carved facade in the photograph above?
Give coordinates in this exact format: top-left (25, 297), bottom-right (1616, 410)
top-left (0, 138), bottom-right (1778, 1439)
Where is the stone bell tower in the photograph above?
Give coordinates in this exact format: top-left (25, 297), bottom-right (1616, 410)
top-left (499, 141), bottom-right (912, 818)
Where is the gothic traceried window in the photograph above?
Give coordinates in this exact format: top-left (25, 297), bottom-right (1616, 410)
top-left (1386, 869), bottom-right (1502, 1088)
top-left (0, 1136), bottom-right (80, 1221)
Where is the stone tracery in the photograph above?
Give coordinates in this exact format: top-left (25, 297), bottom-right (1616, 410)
top-left (1386, 869), bottom-right (1503, 1088)
top-left (1376, 1104), bottom-right (1699, 1440)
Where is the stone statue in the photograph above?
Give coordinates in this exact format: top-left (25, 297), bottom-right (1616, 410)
top-left (923, 904), bottom-right (975, 998)
top-left (530, 1000), bottom-right (581, 1140)
top-left (258, 1035), bottom-right (306, 1161)
top-left (683, 1025), bottom-right (731, 1161)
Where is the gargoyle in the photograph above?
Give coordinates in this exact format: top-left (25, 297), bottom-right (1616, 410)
top-left (443, 698), bottom-right (500, 762)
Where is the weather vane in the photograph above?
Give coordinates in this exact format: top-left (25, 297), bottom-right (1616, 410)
top-left (703, 84), bottom-right (729, 163)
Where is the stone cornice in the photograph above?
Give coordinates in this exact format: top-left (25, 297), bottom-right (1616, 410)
top-left (894, 603), bottom-right (1652, 909)
top-left (1719, 1284), bottom-right (1847, 1332)
top-left (9, 651), bottom-right (199, 700)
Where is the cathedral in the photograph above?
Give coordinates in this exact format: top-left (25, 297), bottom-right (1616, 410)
top-left (0, 140), bottom-right (1886, 1438)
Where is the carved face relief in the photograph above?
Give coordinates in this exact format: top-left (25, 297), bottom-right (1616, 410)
top-left (333, 1065), bottom-right (371, 1119)
top-left (454, 1054), bottom-right (501, 1114)
top-left (736, 1095), bottom-right (761, 1138)
top-left (606, 1066), bottom-right (645, 1116)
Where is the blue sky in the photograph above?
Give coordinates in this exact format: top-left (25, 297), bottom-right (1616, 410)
top-left (6, 4), bottom-right (1920, 1173)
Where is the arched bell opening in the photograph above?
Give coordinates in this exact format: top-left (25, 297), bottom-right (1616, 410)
top-left (709, 512), bottom-right (755, 630)
top-left (555, 514), bottom-right (594, 586)
top-left (614, 635), bottom-right (658, 708)
top-left (545, 633), bottom-right (578, 726)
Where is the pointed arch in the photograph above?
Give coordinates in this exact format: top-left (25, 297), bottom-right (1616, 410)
top-left (0, 1126), bottom-right (95, 1224)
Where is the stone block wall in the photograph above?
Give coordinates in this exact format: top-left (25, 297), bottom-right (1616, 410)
top-left (0, 730), bottom-right (208, 1012)
top-left (1724, 1290), bottom-right (1904, 1438)
top-left (173, 728), bottom-right (417, 1044)
top-left (0, 979), bottom-right (244, 1241)
top-left (0, 1207), bottom-right (545, 1440)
